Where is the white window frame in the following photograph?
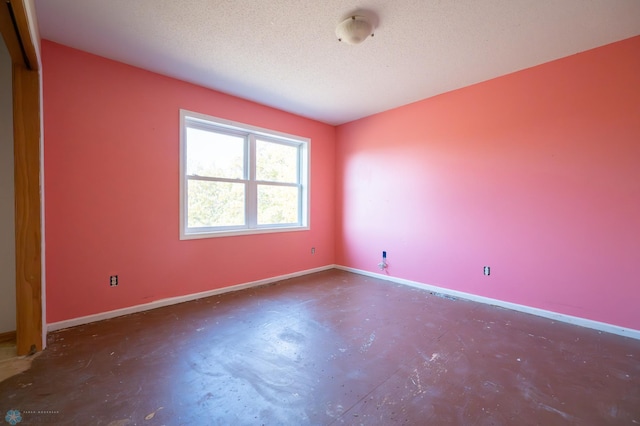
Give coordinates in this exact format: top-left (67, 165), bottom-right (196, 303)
top-left (180, 109), bottom-right (310, 240)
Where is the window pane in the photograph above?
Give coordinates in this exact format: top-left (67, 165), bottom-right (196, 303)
top-left (256, 140), bottom-right (298, 183)
top-left (257, 185), bottom-right (299, 225)
top-left (188, 180), bottom-right (245, 227)
top-left (186, 127), bottom-right (244, 179)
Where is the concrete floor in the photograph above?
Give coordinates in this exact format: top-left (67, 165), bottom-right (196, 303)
top-left (0, 269), bottom-right (639, 425)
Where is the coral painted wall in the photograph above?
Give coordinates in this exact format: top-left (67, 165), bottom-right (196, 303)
top-left (42, 41), bottom-right (335, 323)
top-left (336, 37), bottom-right (640, 330)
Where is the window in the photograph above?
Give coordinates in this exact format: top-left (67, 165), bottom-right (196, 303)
top-left (180, 110), bottom-right (310, 239)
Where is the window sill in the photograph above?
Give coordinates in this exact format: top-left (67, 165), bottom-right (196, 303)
top-left (180, 225), bottom-right (310, 240)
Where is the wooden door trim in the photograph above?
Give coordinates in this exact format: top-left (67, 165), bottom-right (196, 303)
top-left (0, 0), bottom-right (43, 355)
top-left (7, 0), bottom-right (38, 70)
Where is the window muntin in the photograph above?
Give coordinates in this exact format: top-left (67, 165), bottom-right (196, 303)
top-left (180, 110), bottom-right (309, 239)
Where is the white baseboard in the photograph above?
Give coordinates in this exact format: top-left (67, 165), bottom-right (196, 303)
top-left (47, 264), bottom-right (640, 341)
top-left (47, 265), bottom-right (335, 332)
top-left (335, 265), bottom-right (640, 341)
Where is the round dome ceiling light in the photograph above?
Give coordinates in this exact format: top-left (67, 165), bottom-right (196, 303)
top-left (336, 15), bottom-right (374, 45)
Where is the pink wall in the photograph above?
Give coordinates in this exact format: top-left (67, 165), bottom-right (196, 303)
top-left (42, 41), bottom-right (336, 323)
top-left (44, 36), bottom-right (640, 330)
top-left (336, 36), bottom-right (640, 330)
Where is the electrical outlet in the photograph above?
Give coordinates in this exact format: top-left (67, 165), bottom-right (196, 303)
top-left (311, 247), bottom-right (316, 254)
top-left (483, 266), bottom-right (490, 276)
top-left (110, 275), bottom-right (118, 287)
top-left (379, 250), bottom-right (388, 270)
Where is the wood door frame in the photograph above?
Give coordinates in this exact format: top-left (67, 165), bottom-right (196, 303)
top-left (0, 0), bottom-right (43, 355)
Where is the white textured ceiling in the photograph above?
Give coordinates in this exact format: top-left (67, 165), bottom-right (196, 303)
top-left (35, 0), bottom-right (640, 125)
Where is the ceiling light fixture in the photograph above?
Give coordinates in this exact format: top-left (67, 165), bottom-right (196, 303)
top-left (336, 15), bottom-right (374, 45)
